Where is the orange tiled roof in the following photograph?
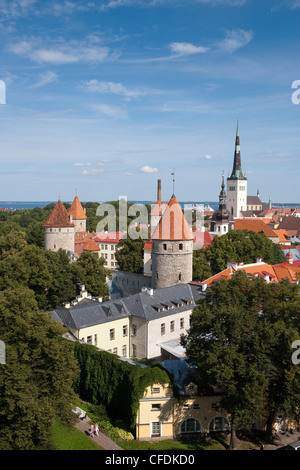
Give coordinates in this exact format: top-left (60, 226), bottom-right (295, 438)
top-left (143, 240), bottom-right (152, 251)
top-left (152, 195), bottom-right (194, 241)
top-left (44, 200), bottom-right (74, 228)
top-left (150, 200), bottom-right (166, 216)
top-left (83, 239), bottom-right (100, 252)
top-left (273, 229), bottom-right (290, 243)
top-left (234, 218), bottom-right (278, 238)
top-left (68, 196), bottom-right (87, 220)
top-left (201, 260), bottom-right (300, 286)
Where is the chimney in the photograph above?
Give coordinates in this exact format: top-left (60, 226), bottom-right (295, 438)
top-left (157, 179), bottom-right (161, 203)
top-left (256, 258), bottom-right (262, 264)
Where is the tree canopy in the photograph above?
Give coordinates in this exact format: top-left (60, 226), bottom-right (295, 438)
top-left (206, 229), bottom-right (285, 275)
top-left (0, 287), bottom-right (79, 450)
top-left (181, 270), bottom-right (300, 448)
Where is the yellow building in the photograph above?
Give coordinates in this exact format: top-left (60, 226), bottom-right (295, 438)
top-left (136, 378), bottom-right (230, 441)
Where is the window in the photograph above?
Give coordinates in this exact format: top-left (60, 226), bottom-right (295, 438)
top-left (111, 254), bottom-right (114, 259)
top-left (179, 243), bottom-right (183, 250)
top-left (183, 404), bottom-right (190, 409)
top-left (122, 345), bottom-right (126, 357)
top-left (229, 186), bottom-right (235, 191)
top-left (193, 404), bottom-right (200, 409)
top-left (113, 347), bottom-right (118, 355)
top-left (151, 422), bottom-right (161, 437)
top-left (109, 329), bottom-right (115, 340)
top-left (132, 324), bottom-right (137, 336)
top-left (163, 243), bottom-right (167, 250)
top-left (161, 323), bottom-right (165, 335)
top-left (94, 334), bottom-right (97, 346)
top-left (123, 325), bottom-right (128, 336)
top-left (152, 387), bottom-right (160, 394)
top-left (180, 318), bottom-right (184, 329)
top-left (132, 344), bottom-right (136, 356)
top-left (209, 416), bottom-right (230, 432)
top-left (181, 418), bottom-right (201, 434)
top-left (105, 245), bottom-right (108, 250)
top-left (111, 245), bottom-right (114, 250)
top-left (170, 320), bottom-right (175, 332)
top-left (179, 273), bottom-right (182, 281)
top-left (87, 336), bottom-right (92, 344)
top-left (151, 404), bottom-right (161, 411)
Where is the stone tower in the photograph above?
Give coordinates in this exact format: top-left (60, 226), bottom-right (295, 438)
top-left (226, 121), bottom-right (248, 218)
top-left (68, 195), bottom-right (87, 232)
top-left (151, 194), bottom-right (194, 289)
top-left (211, 173), bottom-right (232, 235)
top-left (44, 200), bottom-right (75, 253)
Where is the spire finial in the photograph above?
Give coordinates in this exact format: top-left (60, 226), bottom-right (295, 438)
top-left (171, 168), bottom-right (175, 195)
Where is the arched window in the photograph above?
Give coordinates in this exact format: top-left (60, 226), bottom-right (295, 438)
top-left (209, 416), bottom-right (230, 432)
top-left (180, 418), bottom-right (202, 434)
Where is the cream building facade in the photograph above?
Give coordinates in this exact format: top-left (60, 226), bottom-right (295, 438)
top-left (136, 380), bottom-right (229, 441)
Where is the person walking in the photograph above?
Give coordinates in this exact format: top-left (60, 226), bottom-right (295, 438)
top-left (95, 424), bottom-right (99, 436)
top-left (89, 423), bottom-right (95, 438)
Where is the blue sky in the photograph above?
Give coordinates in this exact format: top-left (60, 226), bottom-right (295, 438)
top-left (0, 0), bottom-right (299, 203)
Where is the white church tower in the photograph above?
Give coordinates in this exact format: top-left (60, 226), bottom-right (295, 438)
top-left (226, 121), bottom-right (247, 219)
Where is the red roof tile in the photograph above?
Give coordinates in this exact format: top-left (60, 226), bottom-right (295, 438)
top-left (68, 196), bottom-right (87, 220)
top-left (234, 218), bottom-right (278, 238)
top-left (152, 195), bottom-right (194, 241)
top-left (44, 200), bottom-right (74, 228)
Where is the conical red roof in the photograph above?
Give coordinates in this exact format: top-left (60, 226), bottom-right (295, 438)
top-left (68, 196), bottom-right (87, 220)
top-left (44, 200), bottom-right (74, 228)
top-left (152, 194), bottom-right (193, 241)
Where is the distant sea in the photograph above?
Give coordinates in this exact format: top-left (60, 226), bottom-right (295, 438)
top-left (0, 201), bottom-right (299, 212)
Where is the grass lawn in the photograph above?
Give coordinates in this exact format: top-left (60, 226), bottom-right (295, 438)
top-left (117, 438), bottom-right (226, 451)
top-left (52, 420), bottom-right (103, 450)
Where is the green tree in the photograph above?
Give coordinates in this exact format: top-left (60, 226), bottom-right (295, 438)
top-left (72, 251), bottom-right (110, 299)
top-left (115, 238), bottom-right (145, 274)
top-left (207, 229), bottom-right (285, 275)
top-left (182, 271), bottom-right (300, 448)
top-left (192, 247), bottom-right (212, 282)
top-left (45, 249), bottom-right (78, 308)
top-left (0, 287), bottom-right (79, 450)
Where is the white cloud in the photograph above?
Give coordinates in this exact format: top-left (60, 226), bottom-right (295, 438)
top-left (169, 42), bottom-right (209, 56)
top-left (31, 71), bottom-right (58, 88)
top-left (204, 154), bottom-right (213, 160)
top-left (288, 0), bottom-right (300, 8)
top-left (82, 80), bottom-right (146, 99)
top-left (9, 38), bottom-right (113, 65)
top-left (74, 162), bottom-right (91, 166)
top-left (90, 103), bottom-right (128, 119)
top-left (140, 165), bottom-right (158, 173)
top-left (217, 29), bottom-right (253, 53)
top-left (81, 169), bottom-right (104, 175)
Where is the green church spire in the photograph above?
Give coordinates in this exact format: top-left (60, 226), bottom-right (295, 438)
top-left (229, 120), bottom-right (246, 180)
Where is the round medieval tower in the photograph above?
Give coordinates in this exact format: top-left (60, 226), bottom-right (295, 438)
top-left (44, 200), bottom-right (75, 253)
top-left (151, 194), bottom-right (194, 289)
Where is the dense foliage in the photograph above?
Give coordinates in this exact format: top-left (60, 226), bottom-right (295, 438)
top-left (73, 342), bottom-right (171, 431)
top-left (0, 287), bottom-right (79, 450)
top-left (182, 270), bottom-right (300, 448)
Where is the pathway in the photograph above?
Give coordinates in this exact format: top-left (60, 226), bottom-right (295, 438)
top-left (75, 416), bottom-right (124, 451)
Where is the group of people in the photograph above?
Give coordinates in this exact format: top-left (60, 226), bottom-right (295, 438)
top-left (89, 423), bottom-right (100, 438)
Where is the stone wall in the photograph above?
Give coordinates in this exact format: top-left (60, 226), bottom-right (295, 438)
top-left (151, 240), bottom-right (193, 289)
top-left (44, 226), bottom-right (75, 253)
top-left (111, 270), bottom-right (152, 297)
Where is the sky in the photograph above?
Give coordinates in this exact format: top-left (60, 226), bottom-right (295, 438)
top-left (0, 0), bottom-right (299, 203)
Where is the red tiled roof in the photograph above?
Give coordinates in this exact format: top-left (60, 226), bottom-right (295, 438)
top-left (143, 240), bottom-right (152, 251)
top-left (68, 196), bottom-right (87, 220)
top-left (83, 239), bottom-right (100, 252)
top-left (44, 200), bottom-right (74, 228)
top-left (152, 195), bottom-right (194, 241)
top-left (234, 218), bottom-right (278, 238)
